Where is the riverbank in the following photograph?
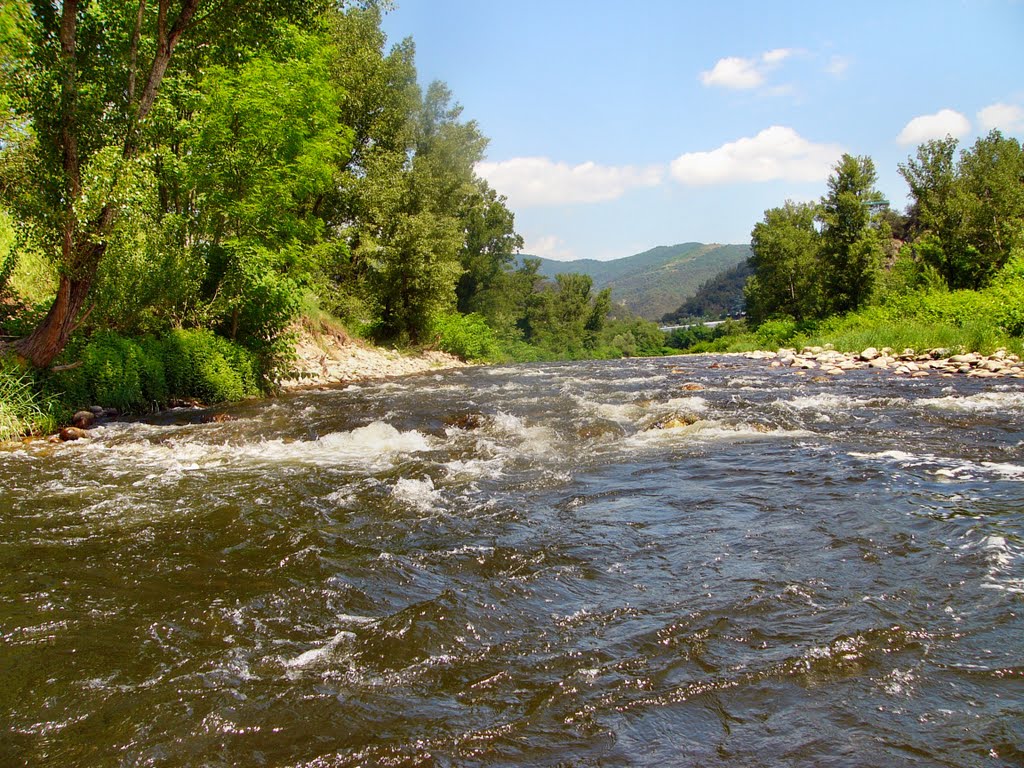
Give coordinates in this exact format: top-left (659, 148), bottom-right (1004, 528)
top-left (279, 327), bottom-right (470, 390)
top-left (739, 345), bottom-right (1024, 379)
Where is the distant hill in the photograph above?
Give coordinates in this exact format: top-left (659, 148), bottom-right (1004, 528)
top-left (661, 259), bottom-right (753, 323)
top-left (519, 242), bottom-right (752, 320)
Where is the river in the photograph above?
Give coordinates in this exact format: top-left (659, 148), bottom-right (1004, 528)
top-left (2, 355), bottom-right (1022, 766)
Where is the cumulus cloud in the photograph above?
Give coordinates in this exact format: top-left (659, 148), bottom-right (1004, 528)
top-left (977, 102), bottom-right (1024, 133)
top-left (896, 109), bottom-right (971, 145)
top-left (474, 157), bottom-right (663, 208)
top-left (524, 234), bottom-right (576, 261)
top-left (669, 126), bottom-right (843, 185)
top-left (700, 48), bottom-right (795, 90)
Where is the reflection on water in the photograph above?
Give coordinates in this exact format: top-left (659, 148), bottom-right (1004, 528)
top-left (2, 355), bottom-right (1023, 766)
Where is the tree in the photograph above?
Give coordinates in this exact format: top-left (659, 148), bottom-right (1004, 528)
top-left (455, 181), bottom-right (524, 317)
top-left (353, 81), bottom-right (491, 342)
top-left (4, 0), bottom-right (326, 368)
top-left (745, 201), bottom-right (821, 324)
top-left (899, 131), bottom-right (1024, 289)
top-left (818, 154), bottom-right (886, 313)
top-left (184, 26), bottom-right (349, 358)
top-left (521, 272), bottom-right (612, 357)
top-left (956, 130), bottom-right (1024, 283)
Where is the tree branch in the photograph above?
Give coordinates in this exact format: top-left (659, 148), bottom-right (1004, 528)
top-left (127, 0), bottom-right (147, 103)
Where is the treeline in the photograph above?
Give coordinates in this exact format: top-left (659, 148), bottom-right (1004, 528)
top-left (0, 1), bottom-right (660, 432)
top-left (679, 131), bottom-right (1024, 355)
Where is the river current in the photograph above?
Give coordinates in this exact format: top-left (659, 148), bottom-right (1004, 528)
top-left (1, 355), bottom-right (1022, 767)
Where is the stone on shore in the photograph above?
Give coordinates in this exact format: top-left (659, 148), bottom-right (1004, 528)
top-left (744, 345), bottom-right (1021, 382)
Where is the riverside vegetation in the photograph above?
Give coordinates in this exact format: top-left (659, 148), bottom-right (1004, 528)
top-left (0, 1), bottom-right (665, 440)
top-left (1, 3), bottom-right (1023, 442)
top-left (667, 135), bottom-right (1024, 359)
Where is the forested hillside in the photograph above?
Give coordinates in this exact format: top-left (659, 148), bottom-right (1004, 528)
top-left (662, 259), bottom-right (753, 323)
top-left (523, 243), bottom-right (751, 319)
top-left (0, 1), bottom-right (667, 436)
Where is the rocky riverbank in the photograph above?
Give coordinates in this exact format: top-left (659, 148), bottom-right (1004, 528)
top-left (279, 328), bottom-right (469, 390)
top-left (742, 345), bottom-right (1024, 379)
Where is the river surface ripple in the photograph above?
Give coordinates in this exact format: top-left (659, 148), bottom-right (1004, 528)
top-left (2, 355), bottom-right (1023, 767)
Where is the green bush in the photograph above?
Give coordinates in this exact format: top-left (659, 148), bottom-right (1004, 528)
top-left (45, 328), bottom-right (262, 411)
top-left (429, 312), bottom-right (500, 361)
top-left (161, 328), bottom-right (261, 404)
top-left (81, 331), bottom-right (147, 412)
top-left (754, 318), bottom-right (801, 349)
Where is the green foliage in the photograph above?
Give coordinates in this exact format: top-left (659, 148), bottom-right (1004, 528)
top-left (519, 273), bottom-right (614, 358)
top-left (0, 356), bottom-right (60, 440)
top-left (899, 131), bottom-right (1024, 289)
top-left (47, 328), bottom-right (261, 411)
top-left (601, 317), bottom-right (668, 357)
top-left (161, 329), bottom-right (261, 405)
top-left (0, 208), bottom-right (17, 294)
top-left (430, 312), bottom-right (500, 361)
top-left (747, 201), bottom-right (821, 324)
top-left (818, 154), bottom-right (887, 314)
top-left (754, 318), bottom-right (802, 349)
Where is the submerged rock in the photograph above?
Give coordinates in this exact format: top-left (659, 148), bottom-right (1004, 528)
top-left (443, 413), bottom-right (484, 431)
top-left (199, 412), bottom-right (235, 424)
top-left (59, 427), bottom-right (90, 442)
top-left (645, 413), bottom-right (701, 430)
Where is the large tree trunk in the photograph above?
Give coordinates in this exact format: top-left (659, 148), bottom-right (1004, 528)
top-left (16, 0), bottom-right (200, 369)
top-left (15, 272), bottom-right (97, 368)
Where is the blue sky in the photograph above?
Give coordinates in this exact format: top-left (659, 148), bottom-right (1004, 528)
top-left (382, 0), bottom-right (1024, 261)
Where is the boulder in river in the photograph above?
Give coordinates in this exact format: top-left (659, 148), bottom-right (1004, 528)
top-left (72, 410), bottom-right (96, 428)
top-left (59, 427), bottom-right (90, 441)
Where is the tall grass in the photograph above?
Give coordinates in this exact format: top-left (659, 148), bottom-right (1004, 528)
top-left (0, 358), bottom-right (60, 441)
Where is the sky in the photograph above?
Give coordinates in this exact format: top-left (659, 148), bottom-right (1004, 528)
top-left (381, 0), bottom-right (1024, 261)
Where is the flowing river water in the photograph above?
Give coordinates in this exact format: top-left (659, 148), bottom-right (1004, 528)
top-left (2, 355), bottom-right (1023, 767)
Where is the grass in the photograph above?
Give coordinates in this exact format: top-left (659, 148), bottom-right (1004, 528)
top-left (0, 355), bottom-right (61, 441)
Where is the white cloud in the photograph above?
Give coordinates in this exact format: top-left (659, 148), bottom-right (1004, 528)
top-left (977, 102), bottom-right (1024, 133)
top-left (761, 48), bottom-right (794, 65)
top-left (700, 56), bottom-right (764, 89)
top-left (896, 109), bottom-right (971, 145)
top-left (669, 126), bottom-right (844, 186)
top-left (524, 234), bottom-right (576, 261)
top-left (825, 55), bottom-right (850, 77)
top-left (700, 48), bottom-right (796, 90)
top-left (474, 157), bottom-right (663, 208)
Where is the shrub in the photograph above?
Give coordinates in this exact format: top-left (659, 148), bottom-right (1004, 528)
top-left (161, 328), bottom-right (261, 404)
top-left (429, 312), bottom-right (500, 361)
top-left (45, 328), bottom-right (262, 411)
top-left (755, 318), bottom-right (801, 350)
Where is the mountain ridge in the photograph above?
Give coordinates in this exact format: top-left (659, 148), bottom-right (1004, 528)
top-left (519, 242), bottom-right (752, 320)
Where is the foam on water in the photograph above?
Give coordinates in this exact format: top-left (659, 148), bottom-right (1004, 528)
top-left (918, 391), bottom-right (1024, 413)
top-left (391, 477), bottom-right (442, 511)
top-left (283, 630), bottom-right (357, 670)
top-left (74, 420), bottom-right (435, 475)
top-left (851, 449), bottom-right (1024, 482)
